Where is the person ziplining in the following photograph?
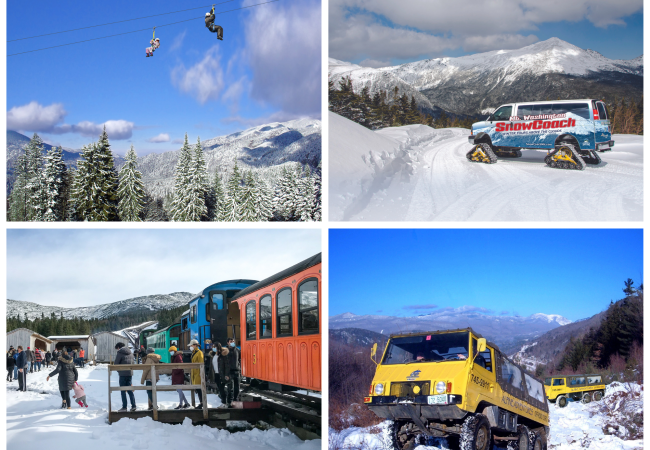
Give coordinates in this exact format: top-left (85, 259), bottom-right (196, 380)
top-left (205, 5), bottom-right (224, 40)
top-left (145, 27), bottom-right (160, 57)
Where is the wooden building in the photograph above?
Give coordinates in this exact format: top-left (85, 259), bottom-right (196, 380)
top-left (7, 328), bottom-right (53, 352)
top-left (92, 331), bottom-right (130, 363)
top-left (48, 335), bottom-right (96, 360)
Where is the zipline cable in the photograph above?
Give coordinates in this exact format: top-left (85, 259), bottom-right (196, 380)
top-left (8, 1), bottom-right (236, 42)
top-left (8, 0), bottom-right (278, 57)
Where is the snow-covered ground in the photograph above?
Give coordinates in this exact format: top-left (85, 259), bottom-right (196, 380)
top-left (329, 383), bottom-right (643, 450)
top-left (6, 364), bottom-right (320, 450)
top-left (329, 112), bottom-right (643, 221)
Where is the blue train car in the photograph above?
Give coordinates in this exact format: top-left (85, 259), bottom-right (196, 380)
top-left (178, 279), bottom-right (257, 354)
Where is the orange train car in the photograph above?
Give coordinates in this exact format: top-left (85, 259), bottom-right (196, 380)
top-left (232, 253), bottom-right (321, 391)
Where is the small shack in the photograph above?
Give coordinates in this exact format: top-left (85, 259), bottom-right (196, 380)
top-left (7, 328), bottom-right (53, 352)
top-left (92, 331), bottom-right (130, 363)
top-left (48, 335), bottom-right (96, 360)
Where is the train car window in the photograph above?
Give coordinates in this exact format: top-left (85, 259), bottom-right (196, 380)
top-left (205, 303), bottom-right (210, 322)
top-left (277, 288), bottom-right (293, 337)
top-left (190, 305), bottom-right (197, 324)
top-left (298, 278), bottom-right (319, 335)
top-left (260, 295), bottom-right (272, 339)
top-left (182, 317), bottom-right (188, 330)
top-left (246, 301), bottom-right (257, 340)
top-left (212, 293), bottom-right (224, 309)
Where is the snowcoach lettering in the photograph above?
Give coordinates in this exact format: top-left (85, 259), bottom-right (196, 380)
top-left (496, 123), bottom-right (505, 132)
top-left (522, 122), bottom-right (533, 131)
top-left (501, 395), bottom-right (534, 416)
top-left (533, 120), bottom-right (543, 130)
top-left (514, 123), bottom-right (522, 131)
top-left (495, 118), bottom-right (576, 133)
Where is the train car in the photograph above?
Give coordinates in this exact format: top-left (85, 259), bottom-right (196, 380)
top-left (232, 253), bottom-right (321, 392)
top-left (178, 280), bottom-right (258, 354)
top-left (144, 323), bottom-right (182, 363)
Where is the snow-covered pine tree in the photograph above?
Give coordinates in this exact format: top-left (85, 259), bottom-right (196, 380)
top-left (312, 161), bottom-right (322, 221)
top-left (8, 153), bottom-right (29, 221)
top-left (117, 145), bottom-right (146, 221)
top-left (239, 171), bottom-right (258, 221)
top-left (296, 165), bottom-right (315, 221)
top-left (169, 134), bottom-right (193, 221)
top-left (23, 133), bottom-right (46, 220)
top-left (273, 165), bottom-right (298, 221)
top-left (42, 146), bottom-right (68, 221)
top-left (254, 173), bottom-right (273, 222)
top-left (184, 137), bottom-right (209, 222)
top-left (213, 171), bottom-right (226, 221)
top-left (223, 161), bottom-right (243, 221)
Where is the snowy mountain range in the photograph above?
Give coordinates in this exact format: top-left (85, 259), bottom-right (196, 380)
top-left (6, 118), bottom-right (321, 198)
top-left (7, 292), bottom-right (195, 321)
top-left (329, 37), bottom-right (643, 116)
top-left (329, 309), bottom-right (571, 349)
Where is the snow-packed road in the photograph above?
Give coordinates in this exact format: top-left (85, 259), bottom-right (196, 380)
top-left (329, 113), bottom-right (643, 221)
top-left (329, 383), bottom-right (643, 450)
top-left (6, 364), bottom-right (320, 450)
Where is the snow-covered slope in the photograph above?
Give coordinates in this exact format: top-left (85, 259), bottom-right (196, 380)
top-left (329, 38), bottom-right (643, 115)
top-left (6, 365), bottom-right (320, 450)
top-left (329, 310), bottom-right (571, 348)
top-left (329, 114), bottom-right (643, 221)
top-left (7, 293), bottom-right (194, 321)
top-left (329, 382), bottom-right (643, 450)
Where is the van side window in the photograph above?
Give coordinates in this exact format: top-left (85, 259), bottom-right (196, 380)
top-left (596, 102), bottom-right (607, 119)
top-left (500, 357), bottom-right (523, 391)
top-left (492, 106), bottom-right (512, 121)
top-left (553, 378), bottom-right (564, 386)
top-left (552, 103), bottom-right (591, 119)
top-left (471, 337), bottom-right (492, 371)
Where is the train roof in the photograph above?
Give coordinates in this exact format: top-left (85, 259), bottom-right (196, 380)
top-left (147, 322), bottom-right (180, 336)
top-left (190, 279), bottom-right (259, 302)
top-left (232, 253), bottom-right (321, 300)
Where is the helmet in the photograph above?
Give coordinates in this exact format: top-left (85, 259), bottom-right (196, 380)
top-left (206, 12), bottom-right (210, 16)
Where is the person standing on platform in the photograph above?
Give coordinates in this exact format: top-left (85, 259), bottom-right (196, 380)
top-left (188, 340), bottom-right (204, 409)
top-left (114, 342), bottom-right (136, 412)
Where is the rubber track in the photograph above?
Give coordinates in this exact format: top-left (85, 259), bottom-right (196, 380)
top-left (466, 143), bottom-right (498, 164)
top-left (579, 150), bottom-right (602, 165)
top-left (544, 144), bottom-right (586, 171)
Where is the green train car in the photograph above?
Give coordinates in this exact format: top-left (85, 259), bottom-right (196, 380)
top-left (145, 323), bottom-right (182, 363)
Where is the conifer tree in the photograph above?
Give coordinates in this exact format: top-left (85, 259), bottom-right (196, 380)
top-left (23, 133), bottom-right (46, 220)
top-left (117, 145), bottom-right (146, 221)
top-left (8, 153), bottom-right (29, 221)
top-left (223, 162), bottom-right (242, 221)
top-left (254, 173), bottom-right (273, 222)
top-left (296, 165), bottom-right (315, 221)
top-left (312, 162), bottom-right (322, 221)
top-left (239, 171), bottom-right (258, 221)
top-left (169, 134), bottom-right (193, 221)
top-left (213, 171), bottom-right (226, 221)
top-left (183, 137), bottom-right (209, 222)
top-left (42, 146), bottom-right (68, 221)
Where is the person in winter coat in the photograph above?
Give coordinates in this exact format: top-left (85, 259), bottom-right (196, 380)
top-left (170, 346), bottom-right (189, 409)
top-left (114, 343), bottom-right (136, 412)
top-left (226, 338), bottom-right (241, 403)
top-left (45, 350), bottom-right (52, 368)
top-left (79, 348), bottom-right (85, 368)
top-left (214, 344), bottom-right (231, 407)
top-left (7, 351), bottom-right (16, 382)
top-left (25, 347), bottom-right (34, 373)
top-left (141, 348), bottom-right (162, 410)
top-left (16, 346), bottom-right (28, 391)
top-left (47, 351), bottom-right (78, 409)
top-left (13, 350), bottom-right (19, 380)
top-left (72, 381), bottom-right (88, 407)
top-left (35, 348), bottom-right (43, 371)
top-left (204, 5), bottom-right (224, 40)
top-left (188, 340), bottom-right (205, 409)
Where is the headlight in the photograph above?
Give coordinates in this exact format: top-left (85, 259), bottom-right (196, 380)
top-left (375, 383), bottom-right (384, 395)
top-left (436, 381), bottom-right (446, 394)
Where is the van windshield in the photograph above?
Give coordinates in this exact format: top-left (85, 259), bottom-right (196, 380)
top-left (382, 332), bottom-right (470, 365)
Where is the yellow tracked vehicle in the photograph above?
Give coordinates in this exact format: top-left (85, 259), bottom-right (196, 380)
top-left (544, 374), bottom-right (606, 408)
top-left (365, 329), bottom-right (549, 450)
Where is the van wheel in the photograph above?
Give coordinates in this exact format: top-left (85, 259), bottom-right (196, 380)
top-left (556, 395), bottom-right (568, 408)
top-left (581, 392), bottom-right (592, 404)
top-left (506, 425), bottom-right (529, 450)
top-left (460, 414), bottom-right (491, 450)
top-left (466, 143), bottom-right (497, 164)
top-left (593, 391), bottom-right (603, 401)
top-left (529, 430), bottom-right (547, 450)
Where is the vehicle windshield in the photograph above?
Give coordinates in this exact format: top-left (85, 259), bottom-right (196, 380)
top-left (382, 332), bottom-right (469, 365)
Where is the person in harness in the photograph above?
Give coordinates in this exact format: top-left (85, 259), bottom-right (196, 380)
top-left (146, 27), bottom-right (160, 57)
top-left (205, 5), bottom-right (223, 40)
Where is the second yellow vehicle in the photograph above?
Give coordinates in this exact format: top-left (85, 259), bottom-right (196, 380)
top-left (544, 374), bottom-right (606, 407)
top-left (365, 328), bottom-right (549, 450)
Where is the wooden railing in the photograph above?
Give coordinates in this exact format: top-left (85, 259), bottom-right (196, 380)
top-left (107, 363), bottom-right (208, 420)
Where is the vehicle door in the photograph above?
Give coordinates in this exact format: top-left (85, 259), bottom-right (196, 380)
top-left (208, 291), bottom-right (229, 347)
top-left (487, 104), bottom-right (514, 147)
top-left (514, 103), bottom-right (556, 150)
top-left (593, 100), bottom-right (612, 145)
top-left (553, 102), bottom-right (594, 150)
top-left (467, 337), bottom-right (496, 409)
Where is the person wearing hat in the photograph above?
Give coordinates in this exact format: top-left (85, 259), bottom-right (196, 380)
top-left (6, 349), bottom-right (16, 382)
top-left (170, 346), bottom-right (189, 409)
top-left (47, 350), bottom-right (78, 409)
top-left (141, 348), bottom-right (162, 410)
top-left (188, 339), bottom-right (205, 409)
top-left (113, 342), bottom-right (136, 412)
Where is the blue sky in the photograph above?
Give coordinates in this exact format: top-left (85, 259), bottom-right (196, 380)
top-left (7, 229), bottom-right (321, 307)
top-left (7, 0), bottom-right (321, 156)
top-left (329, 229), bottom-right (643, 321)
top-left (330, 0), bottom-right (643, 67)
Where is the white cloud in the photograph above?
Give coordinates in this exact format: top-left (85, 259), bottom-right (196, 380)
top-left (358, 58), bottom-right (392, 68)
top-left (7, 101), bottom-right (67, 132)
top-left (330, 0), bottom-right (642, 60)
top-left (171, 138), bottom-right (184, 144)
top-left (169, 30), bottom-right (187, 52)
top-left (171, 46), bottom-right (224, 104)
top-left (244, 0), bottom-right (321, 116)
top-left (147, 133), bottom-right (171, 143)
top-left (7, 101), bottom-right (134, 140)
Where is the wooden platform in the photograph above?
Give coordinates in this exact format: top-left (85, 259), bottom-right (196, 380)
top-left (108, 407), bottom-right (271, 427)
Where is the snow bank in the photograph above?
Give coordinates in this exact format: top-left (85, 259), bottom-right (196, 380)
top-left (329, 383), bottom-right (643, 450)
top-left (7, 365), bottom-right (320, 450)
